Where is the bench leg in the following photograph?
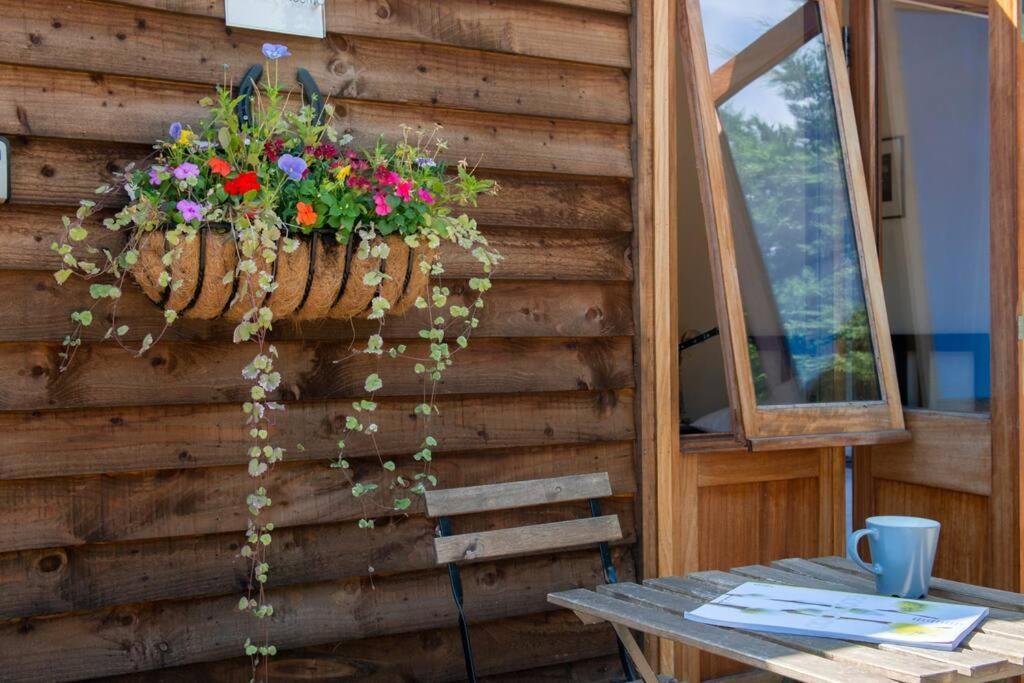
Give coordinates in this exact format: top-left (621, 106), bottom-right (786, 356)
top-left (611, 623), bottom-right (660, 683)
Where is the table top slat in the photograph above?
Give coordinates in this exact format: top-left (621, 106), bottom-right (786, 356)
top-left (547, 556), bottom-right (1024, 683)
top-left (547, 588), bottom-right (897, 683)
top-left (603, 583), bottom-right (956, 683)
top-left (772, 559), bottom-right (1024, 643)
top-left (726, 564), bottom-right (1015, 677)
top-left (813, 557), bottom-right (1024, 614)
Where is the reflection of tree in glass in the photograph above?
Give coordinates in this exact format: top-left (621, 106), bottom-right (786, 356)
top-left (719, 38), bottom-right (879, 403)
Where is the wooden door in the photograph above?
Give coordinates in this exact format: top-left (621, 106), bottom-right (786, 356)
top-left (852, 0), bottom-right (1022, 592)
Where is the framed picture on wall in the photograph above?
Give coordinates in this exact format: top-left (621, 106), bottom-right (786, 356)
top-left (881, 136), bottom-right (905, 219)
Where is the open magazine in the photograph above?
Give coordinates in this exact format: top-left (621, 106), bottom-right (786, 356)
top-left (684, 582), bottom-right (988, 651)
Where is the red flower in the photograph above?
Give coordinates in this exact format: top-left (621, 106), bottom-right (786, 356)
top-left (224, 171), bottom-right (261, 196)
top-left (207, 157), bottom-right (232, 177)
top-left (346, 175), bottom-right (371, 191)
top-left (263, 139), bottom-right (285, 162)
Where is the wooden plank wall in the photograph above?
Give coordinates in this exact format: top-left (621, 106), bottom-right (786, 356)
top-left (0, 0), bottom-right (640, 680)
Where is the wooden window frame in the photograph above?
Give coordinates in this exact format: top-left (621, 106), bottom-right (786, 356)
top-left (679, 0), bottom-right (907, 448)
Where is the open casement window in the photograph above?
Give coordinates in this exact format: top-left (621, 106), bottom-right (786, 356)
top-left (679, 0), bottom-right (906, 448)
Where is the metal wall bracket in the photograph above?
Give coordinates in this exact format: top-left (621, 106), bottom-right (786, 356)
top-left (0, 136), bottom-right (9, 204)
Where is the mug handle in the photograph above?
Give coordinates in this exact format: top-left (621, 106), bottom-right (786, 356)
top-left (848, 528), bottom-right (883, 575)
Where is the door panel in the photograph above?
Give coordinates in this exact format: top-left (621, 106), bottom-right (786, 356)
top-left (679, 447), bottom-right (845, 680)
top-left (853, 0), bottom-right (996, 587)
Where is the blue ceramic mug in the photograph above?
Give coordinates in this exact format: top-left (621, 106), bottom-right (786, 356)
top-left (848, 516), bottom-right (940, 598)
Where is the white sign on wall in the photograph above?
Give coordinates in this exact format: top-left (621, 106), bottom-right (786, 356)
top-left (225, 0), bottom-right (326, 39)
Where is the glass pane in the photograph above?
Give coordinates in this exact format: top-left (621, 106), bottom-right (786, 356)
top-left (879, 3), bottom-right (989, 413)
top-left (699, 0), bottom-right (806, 72)
top-left (700, 0), bottom-right (882, 406)
top-left (677, 45), bottom-right (732, 433)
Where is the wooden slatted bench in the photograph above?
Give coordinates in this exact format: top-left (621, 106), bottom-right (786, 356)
top-left (425, 472), bottom-right (659, 682)
top-left (549, 555), bottom-right (1024, 683)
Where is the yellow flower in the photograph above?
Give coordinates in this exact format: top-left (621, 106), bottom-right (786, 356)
top-left (176, 129), bottom-right (195, 146)
top-left (335, 164), bottom-right (352, 182)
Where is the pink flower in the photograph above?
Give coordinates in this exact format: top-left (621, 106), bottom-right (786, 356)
top-left (373, 193), bottom-right (392, 216)
top-left (417, 188), bottom-right (435, 204)
top-left (148, 166), bottom-right (163, 186)
top-left (374, 165), bottom-right (400, 187)
top-left (395, 180), bottom-right (413, 202)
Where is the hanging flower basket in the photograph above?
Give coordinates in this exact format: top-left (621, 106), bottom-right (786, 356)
top-left (132, 228), bottom-right (434, 321)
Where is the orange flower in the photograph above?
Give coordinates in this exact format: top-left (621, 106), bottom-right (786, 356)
top-left (207, 157), bottom-right (232, 177)
top-left (296, 202), bottom-right (317, 227)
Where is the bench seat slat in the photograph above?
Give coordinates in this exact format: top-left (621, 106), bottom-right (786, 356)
top-left (424, 472), bottom-right (612, 517)
top-left (433, 515), bottom-right (622, 564)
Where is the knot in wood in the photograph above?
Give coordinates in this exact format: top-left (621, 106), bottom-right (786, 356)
top-left (327, 34), bottom-right (350, 52)
top-left (375, 0), bottom-right (392, 19)
top-left (37, 552), bottom-right (66, 573)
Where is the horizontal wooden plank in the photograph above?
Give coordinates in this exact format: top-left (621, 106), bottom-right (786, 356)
top-left (747, 429), bottom-right (911, 452)
top-left (548, 588), bottom-right (894, 683)
top-left (434, 515), bottom-right (622, 563)
top-left (1, 493), bottom-right (636, 618)
top-left (0, 390), bottom-right (634, 479)
top-left (3, 138), bottom-right (634, 230)
top-left (0, 272), bottom-right (634, 343)
top-left (0, 441), bottom-right (636, 553)
top-left (0, 546), bottom-right (632, 682)
top-left (107, 0), bottom-right (632, 67)
top-left (696, 450), bottom-right (820, 488)
top-left (541, 0), bottom-right (631, 13)
top-left (0, 0), bottom-right (630, 124)
top-left (98, 611), bottom-right (621, 682)
top-left (0, 336), bottom-right (633, 411)
top-left (0, 64), bottom-right (632, 177)
top-left (479, 654), bottom-right (630, 683)
top-left (868, 411), bottom-right (992, 497)
top-left (426, 471), bottom-right (612, 516)
top-left (0, 212), bottom-right (634, 281)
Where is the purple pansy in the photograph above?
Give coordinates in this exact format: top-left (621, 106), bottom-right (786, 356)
top-left (262, 43), bottom-right (291, 60)
top-left (173, 162), bottom-right (200, 181)
top-left (148, 166), bottom-right (163, 186)
top-left (415, 156), bottom-right (437, 169)
top-left (168, 121), bottom-right (183, 141)
top-left (277, 154), bottom-right (307, 181)
top-left (176, 199), bottom-right (204, 222)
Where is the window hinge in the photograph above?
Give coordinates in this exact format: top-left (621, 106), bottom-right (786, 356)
top-left (842, 26), bottom-right (851, 67)
top-left (1018, 314), bottom-right (1024, 340)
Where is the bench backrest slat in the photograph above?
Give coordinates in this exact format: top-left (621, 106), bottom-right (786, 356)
top-left (433, 515), bottom-right (622, 564)
top-left (424, 472), bottom-right (612, 518)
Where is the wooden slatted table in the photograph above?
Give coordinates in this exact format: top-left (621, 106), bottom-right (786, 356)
top-left (549, 556), bottom-right (1024, 683)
